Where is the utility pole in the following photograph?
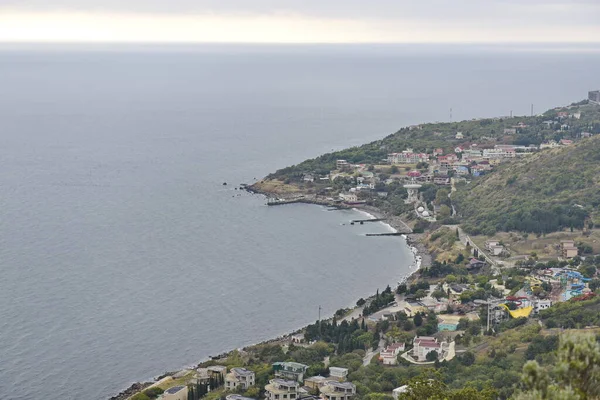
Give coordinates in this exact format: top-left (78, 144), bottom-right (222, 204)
top-left (450, 107), bottom-right (453, 122)
top-left (318, 305), bottom-right (322, 339)
top-left (531, 104), bottom-right (534, 117)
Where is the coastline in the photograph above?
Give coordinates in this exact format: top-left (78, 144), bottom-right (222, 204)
top-left (110, 187), bottom-right (432, 400)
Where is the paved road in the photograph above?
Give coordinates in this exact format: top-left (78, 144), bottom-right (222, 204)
top-left (363, 339), bottom-right (385, 366)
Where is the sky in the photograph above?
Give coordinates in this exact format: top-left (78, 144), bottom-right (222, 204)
top-left (0, 0), bottom-right (599, 43)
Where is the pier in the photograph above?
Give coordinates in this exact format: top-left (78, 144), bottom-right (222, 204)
top-left (365, 232), bottom-right (406, 237)
top-left (351, 218), bottom-right (386, 224)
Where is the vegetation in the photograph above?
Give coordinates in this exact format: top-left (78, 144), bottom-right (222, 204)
top-left (538, 295), bottom-right (600, 328)
top-left (514, 333), bottom-right (600, 400)
top-left (454, 136), bottom-right (600, 235)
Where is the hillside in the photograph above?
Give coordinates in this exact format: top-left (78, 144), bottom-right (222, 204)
top-left (453, 135), bottom-right (600, 236)
top-left (267, 102), bottom-right (600, 180)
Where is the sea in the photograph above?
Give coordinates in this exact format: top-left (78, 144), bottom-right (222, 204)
top-left (0, 43), bottom-right (599, 400)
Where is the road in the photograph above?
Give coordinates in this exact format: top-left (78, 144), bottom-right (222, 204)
top-left (363, 339), bottom-right (385, 366)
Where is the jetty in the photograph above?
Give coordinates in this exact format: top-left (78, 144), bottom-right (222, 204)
top-left (267, 198), bottom-right (304, 206)
top-left (365, 232), bottom-right (406, 237)
top-left (351, 218), bottom-right (386, 224)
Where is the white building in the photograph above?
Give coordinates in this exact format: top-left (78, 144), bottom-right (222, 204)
top-left (483, 148), bottom-right (516, 159)
top-left (339, 192), bottom-right (358, 203)
top-left (413, 337), bottom-right (442, 362)
top-left (533, 300), bottom-right (553, 314)
top-left (392, 386), bottom-right (408, 400)
top-left (387, 151), bottom-right (428, 164)
top-left (328, 367), bottom-right (348, 381)
top-left (455, 132), bottom-right (464, 139)
top-left (336, 160), bottom-right (350, 169)
top-left (379, 343), bottom-right (405, 365)
top-left (225, 368), bottom-right (255, 390)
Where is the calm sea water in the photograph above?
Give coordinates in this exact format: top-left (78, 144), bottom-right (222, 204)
top-left (0, 44), bottom-right (599, 400)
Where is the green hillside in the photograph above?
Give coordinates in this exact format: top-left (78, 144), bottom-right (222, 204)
top-left (454, 135), bottom-right (600, 236)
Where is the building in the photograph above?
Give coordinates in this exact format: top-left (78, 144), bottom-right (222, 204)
top-left (412, 336), bottom-right (441, 362)
top-left (504, 128), bottom-right (517, 135)
top-left (392, 386), bottom-right (408, 400)
top-left (290, 333), bottom-right (305, 344)
top-left (336, 160), bottom-right (350, 170)
top-left (195, 368), bottom-right (212, 385)
top-left (454, 165), bottom-right (470, 176)
top-left (273, 362), bottom-right (309, 382)
top-left (483, 148), bottom-right (515, 159)
top-left (533, 300), bottom-right (553, 314)
top-left (304, 376), bottom-right (329, 391)
top-left (455, 132), bottom-right (464, 139)
top-left (379, 343), bottom-right (405, 365)
top-left (540, 140), bottom-right (560, 149)
top-left (319, 381), bottom-right (356, 400)
top-left (468, 258), bottom-right (486, 269)
top-left (207, 366), bottom-right (228, 380)
top-left (339, 192), bottom-right (358, 203)
top-left (589, 90), bottom-right (600, 104)
top-left (462, 149), bottom-right (483, 160)
top-left (163, 386), bottom-right (189, 400)
top-left (225, 368), bottom-right (255, 390)
top-left (560, 139), bottom-right (573, 145)
top-left (328, 367), bottom-right (348, 381)
top-left (485, 240), bottom-right (505, 256)
top-left (387, 150), bottom-right (428, 164)
top-left (226, 396), bottom-right (255, 400)
top-left (561, 240), bottom-right (578, 259)
top-left (265, 379), bottom-right (299, 400)
top-left (433, 176), bottom-right (450, 186)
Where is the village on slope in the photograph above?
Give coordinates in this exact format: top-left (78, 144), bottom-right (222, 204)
top-left (117, 94), bottom-right (600, 400)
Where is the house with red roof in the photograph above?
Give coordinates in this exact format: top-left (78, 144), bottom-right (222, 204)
top-left (379, 343), bottom-right (406, 365)
top-left (413, 337), bottom-right (441, 361)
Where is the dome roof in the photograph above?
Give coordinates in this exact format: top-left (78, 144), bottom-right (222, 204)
top-left (422, 211), bottom-right (430, 217)
top-left (417, 206), bottom-right (425, 212)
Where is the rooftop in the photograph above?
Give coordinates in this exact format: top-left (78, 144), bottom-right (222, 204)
top-left (231, 368), bottom-right (254, 376)
top-left (165, 386), bottom-right (186, 395)
top-left (305, 376), bottom-right (329, 383)
top-left (226, 395), bottom-right (256, 400)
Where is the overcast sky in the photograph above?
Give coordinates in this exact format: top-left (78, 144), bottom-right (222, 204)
top-left (1, 0), bottom-right (599, 43)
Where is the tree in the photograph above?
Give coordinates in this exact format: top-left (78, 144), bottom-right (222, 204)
top-left (431, 290), bottom-right (446, 301)
top-left (425, 350), bottom-right (439, 362)
top-left (403, 320), bottom-right (415, 331)
top-left (414, 289), bottom-right (427, 300)
top-left (357, 298), bottom-right (366, 307)
top-left (413, 313), bottom-right (423, 327)
top-left (397, 284), bottom-right (408, 294)
top-left (438, 204), bottom-right (452, 219)
top-left (398, 370), bottom-right (496, 400)
top-left (514, 333), bottom-right (600, 400)
top-left (461, 351), bottom-right (475, 366)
